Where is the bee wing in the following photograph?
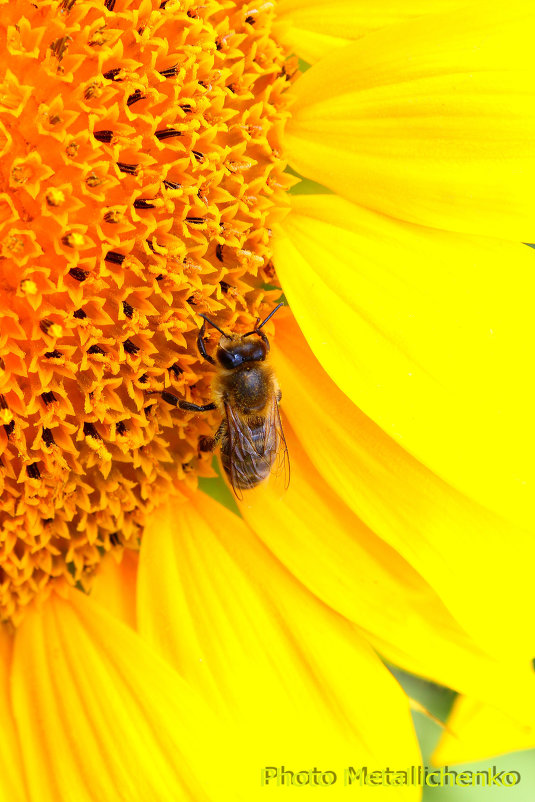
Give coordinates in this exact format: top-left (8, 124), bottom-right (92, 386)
top-left (224, 403), bottom-right (273, 499)
top-left (263, 396), bottom-right (290, 492)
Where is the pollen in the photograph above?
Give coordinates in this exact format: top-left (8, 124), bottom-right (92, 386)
top-left (0, 0), bottom-right (295, 625)
top-left (19, 279), bottom-right (38, 296)
top-left (45, 188), bottom-right (66, 207)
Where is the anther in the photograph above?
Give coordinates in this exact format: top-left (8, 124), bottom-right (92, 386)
top-left (103, 68), bottom-right (123, 81)
top-left (42, 427), bottom-right (55, 446)
top-left (68, 267), bottom-right (89, 281)
top-left (94, 130), bottom-right (113, 143)
top-left (84, 82), bottom-right (103, 101)
top-left (133, 199), bottom-right (157, 209)
top-left (126, 90), bottom-right (145, 106)
top-left (26, 463), bottom-right (41, 480)
top-left (73, 308), bottom-right (87, 319)
top-left (83, 421), bottom-right (101, 439)
top-left (44, 350), bottom-right (62, 359)
top-left (41, 391), bottom-right (56, 405)
top-left (40, 319), bottom-right (62, 337)
top-left (159, 65), bottom-right (179, 78)
top-left (87, 344), bottom-right (106, 355)
top-left (169, 362), bottom-right (183, 377)
top-left (122, 301), bottom-right (134, 318)
top-left (105, 251), bottom-right (125, 265)
top-left (86, 172), bottom-right (103, 188)
top-left (155, 128), bottom-right (182, 141)
top-left (3, 420), bottom-right (14, 437)
top-left (123, 339), bottom-right (140, 355)
top-left (104, 210), bottom-right (122, 224)
top-left (117, 162), bottom-right (138, 175)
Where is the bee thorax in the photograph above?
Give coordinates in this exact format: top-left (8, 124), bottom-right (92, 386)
top-left (225, 365), bottom-right (271, 413)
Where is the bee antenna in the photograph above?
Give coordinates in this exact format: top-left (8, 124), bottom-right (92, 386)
top-left (198, 314), bottom-right (228, 338)
top-left (244, 302), bottom-right (284, 337)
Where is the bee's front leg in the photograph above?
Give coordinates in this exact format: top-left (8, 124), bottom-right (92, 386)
top-left (178, 400), bottom-right (217, 412)
top-left (161, 392), bottom-right (216, 412)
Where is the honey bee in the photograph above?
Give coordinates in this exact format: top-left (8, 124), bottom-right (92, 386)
top-left (163, 303), bottom-right (289, 497)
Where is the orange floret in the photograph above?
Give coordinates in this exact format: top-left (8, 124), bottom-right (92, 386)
top-left (0, 0), bottom-right (295, 624)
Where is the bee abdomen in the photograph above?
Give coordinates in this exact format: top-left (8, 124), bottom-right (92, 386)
top-left (220, 420), bottom-right (273, 490)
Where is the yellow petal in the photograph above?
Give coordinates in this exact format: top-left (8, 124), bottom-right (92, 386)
top-left (276, 0), bottom-right (463, 65)
top-left (226, 416), bottom-right (535, 722)
top-left (90, 550), bottom-right (139, 630)
top-left (138, 494), bottom-right (421, 799)
top-left (11, 590), bottom-right (249, 802)
top-left (270, 310), bottom-right (535, 661)
top-left (433, 696), bottom-right (535, 764)
top-left (284, 2), bottom-right (535, 239)
top-left (273, 194), bottom-right (535, 538)
top-left (0, 628), bottom-right (28, 802)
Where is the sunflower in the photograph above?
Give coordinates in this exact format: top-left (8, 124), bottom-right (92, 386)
top-left (1, 0), bottom-right (535, 799)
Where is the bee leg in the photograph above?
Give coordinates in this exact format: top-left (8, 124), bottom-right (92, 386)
top-left (197, 319), bottom-right (216, 365)
top-left (161, 392), bottom-right (216, 412)
top-left (198, 435), bottom-right (215, 452)
top-left (178, 400), bottom-right (217, 412)
top-left (199, 421), bottom-right (225, 453)
top-left (276, 389), bottom-right (282, 403)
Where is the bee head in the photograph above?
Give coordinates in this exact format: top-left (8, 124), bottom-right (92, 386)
top-left (216, 335), bottom-right (267, 369)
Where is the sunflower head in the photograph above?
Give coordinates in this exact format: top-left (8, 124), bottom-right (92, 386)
top-left (0, 0), bottom-right (295, 625)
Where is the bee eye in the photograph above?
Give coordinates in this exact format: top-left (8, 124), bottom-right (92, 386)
top-left (216, 336), bottom-right (267, 368)
top-left (249, 341), bottom-right (267, 361)
top-left (216, 349), bottom-right (243, 369)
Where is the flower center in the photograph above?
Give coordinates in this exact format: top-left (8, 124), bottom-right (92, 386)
top-left (0, 0), bottom-right (295, 625)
